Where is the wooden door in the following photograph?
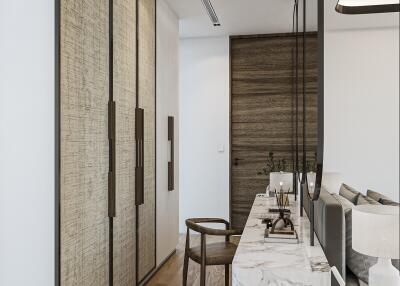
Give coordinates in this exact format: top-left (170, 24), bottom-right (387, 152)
top-left (60, 1), bottom-right (110, 285)
top-left (113, 0), bottom-right (137, 285)
top-left (137, 0), bottom-right (156, 282)
top-left (230, 34), bottom-right (318, 229)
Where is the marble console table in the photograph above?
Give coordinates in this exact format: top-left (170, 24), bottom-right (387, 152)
top-left (232, 194), bottom-right (331, 286)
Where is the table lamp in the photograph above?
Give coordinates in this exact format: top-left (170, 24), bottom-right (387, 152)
top-left (352, 205), bottom-right (400, 286)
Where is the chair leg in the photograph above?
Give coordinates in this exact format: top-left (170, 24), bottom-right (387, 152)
top-left (200, 263), bottom-right (206, 286)
top-left (225, 264), bottom-right (229, 286)
top-left (183, 251), bottom-right (189, 286)
top-left (200, 233), bottom-right (206, 286)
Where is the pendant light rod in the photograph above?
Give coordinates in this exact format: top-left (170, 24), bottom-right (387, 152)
top-left (295, 0), bottom-right (299, 180)
top-left (291, 0), bottom-right (299, 202)
top-left (302, 0), bottom-right (307, 187)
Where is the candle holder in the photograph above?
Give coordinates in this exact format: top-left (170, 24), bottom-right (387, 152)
top-left (271, 187), bottom-right (294, 232)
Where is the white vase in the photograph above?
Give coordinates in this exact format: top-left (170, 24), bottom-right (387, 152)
top-left (369, 258), bottom-right (400, 286)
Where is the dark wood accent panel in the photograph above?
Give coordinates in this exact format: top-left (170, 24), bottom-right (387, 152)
top-left (113, 0), bottom-right (137, 285)
top-left (60, 0), bottom-right (110, 285)
top-left (230, 33), bottom-right (318, 229)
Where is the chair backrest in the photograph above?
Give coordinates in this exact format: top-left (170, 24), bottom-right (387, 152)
top-left (185, 218), bottom-right (230, 236)
top-left (269, 172), bottom-right (293, 193)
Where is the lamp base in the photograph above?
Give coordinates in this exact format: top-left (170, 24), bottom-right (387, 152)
top-left (369, 258), bottom-right (400, 286)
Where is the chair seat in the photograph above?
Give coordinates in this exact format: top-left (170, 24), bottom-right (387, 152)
top-left (188, 241), bottom-right (237, 265)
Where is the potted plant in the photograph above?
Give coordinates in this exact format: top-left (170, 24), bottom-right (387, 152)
top-left (258, 152), bottom-right (291, 195)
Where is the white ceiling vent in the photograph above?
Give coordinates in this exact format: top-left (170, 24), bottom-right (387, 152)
top-left (201, 0), bottom-right (221, 26)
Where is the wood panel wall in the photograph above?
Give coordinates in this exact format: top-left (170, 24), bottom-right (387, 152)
top-left (230, 34), bottom-right (318, 229)
top-left (137, 0), bottom-right (156, 282)
top-left (60, 1), bottom-right (110, 285)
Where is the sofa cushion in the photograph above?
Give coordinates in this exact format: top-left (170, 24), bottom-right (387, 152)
top-left (333, 193), bottom-right (354, 213)
top-left (339, 184), bottom-right (360, 204)
top-left (366, 189), bottom-right (391, 202)
top-left (378, 198), bottom-right (400, 206)
top-left (357, 194), bottom-right (381, 205)
top-left (313, 189), bottom-right (346, 280)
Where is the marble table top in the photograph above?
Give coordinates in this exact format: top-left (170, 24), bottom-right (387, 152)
top-left (232, 194), bottom-right (331, 286)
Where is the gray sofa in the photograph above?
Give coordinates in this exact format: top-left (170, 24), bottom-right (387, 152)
top-left (303, 188), bottom-right (346, 285)
top-left (302, 185), bottom-right (399, 286)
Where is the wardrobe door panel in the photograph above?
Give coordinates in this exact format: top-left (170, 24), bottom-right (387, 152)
top-left (113, 0), bottom-right (137, 285)
top-left (60, 1), bottom-right (110, 285)
top-left (138, 0), bottom-right (156, 281)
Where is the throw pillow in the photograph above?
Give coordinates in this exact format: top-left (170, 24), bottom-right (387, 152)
top-left (378, 198), bottom-right (400, 206)
top-left (366, 189), bottom-right (391, 202)
top-left (357, 194), bottom-right (381, 205)
top-left (339, 184), bottom-right (360, 204)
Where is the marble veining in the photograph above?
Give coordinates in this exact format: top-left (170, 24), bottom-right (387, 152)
top-left (232, 194), bottom-right (331, 286)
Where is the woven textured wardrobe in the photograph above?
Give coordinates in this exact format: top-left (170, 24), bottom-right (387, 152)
top-left (56, 0), bottom-right (156, 285)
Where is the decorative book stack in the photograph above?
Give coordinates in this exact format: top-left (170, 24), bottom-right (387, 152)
top-left (265, 228), bottom-right (299, 244)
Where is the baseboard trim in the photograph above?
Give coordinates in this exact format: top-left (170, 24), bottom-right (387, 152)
top-left (139, 249), bottom-right (177, 286)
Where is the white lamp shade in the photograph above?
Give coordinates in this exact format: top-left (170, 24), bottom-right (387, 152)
top-left (269, 172), bottom-right (293, 192)
top-left (352, 205), bottom-right (399, 259)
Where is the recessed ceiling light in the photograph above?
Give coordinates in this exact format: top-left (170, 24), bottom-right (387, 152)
top-left (201, 0), bottom-right (221, 26)
top-left (336, 0), bottom-right (400, 14)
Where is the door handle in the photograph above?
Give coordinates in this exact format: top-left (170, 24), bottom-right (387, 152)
top-left (135, 108), bottom-right (144, 206)
top-left (168, 116), bottom-right (174, 191)
top-left (233, 158), bottom-right (243, 166)
top-left (108, 101), bottom-right (116, 217)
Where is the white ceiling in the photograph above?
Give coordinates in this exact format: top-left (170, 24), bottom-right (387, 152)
top-left (165, 0), bottom-right (318, 38)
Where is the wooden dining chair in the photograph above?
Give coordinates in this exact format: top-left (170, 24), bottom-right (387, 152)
top-left (183, 218), bottom-right (243, 286)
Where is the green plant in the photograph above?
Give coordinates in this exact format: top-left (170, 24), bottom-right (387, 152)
top-left (258, 152), bottom-right (289, 176)
top-left (299, 152), bottom-right (318, 173)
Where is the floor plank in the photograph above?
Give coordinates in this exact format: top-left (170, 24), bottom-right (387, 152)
top-left (147, 235), bottom-right (239, 286)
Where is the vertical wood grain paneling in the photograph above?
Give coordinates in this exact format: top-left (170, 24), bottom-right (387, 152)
top-left (230, 34), bottom-right (318, 229)
top-left (60, 1), bottom-right (110, 285)
top-left (113, 0), bottom-right (136, 285)
top-left (138, 0), bottom-right (156, 282)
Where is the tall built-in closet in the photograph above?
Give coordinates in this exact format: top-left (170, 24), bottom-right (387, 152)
top-left (57, 0), bottom-right (156, 285)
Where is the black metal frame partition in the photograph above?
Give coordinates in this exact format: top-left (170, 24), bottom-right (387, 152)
top-left (292, 0), bottom-right (324, 246)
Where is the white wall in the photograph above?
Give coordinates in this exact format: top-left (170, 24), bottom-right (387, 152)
top-left (179, 37), bottom-right (230, 232)
top-left (156, 0), bottom-right (180, 264)
top-left (324, 1), bottom-right (399, 201)
top-left (0, 1), bottom-right (54, 286)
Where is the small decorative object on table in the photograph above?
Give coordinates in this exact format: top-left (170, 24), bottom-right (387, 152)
top-left (265, 228), bottom-right (299, 244)
top-left (271, 183), bottom-right (294, 231)
top-left (264, 184), bottom-right (298, 243)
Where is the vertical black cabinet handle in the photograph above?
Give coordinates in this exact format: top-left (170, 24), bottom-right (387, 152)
top-left (168, 116), bottom-right (174, 191)
top-left (135, 108), bottom-right (144, 205)
top-left (108, 101), bottom-right (116, 217)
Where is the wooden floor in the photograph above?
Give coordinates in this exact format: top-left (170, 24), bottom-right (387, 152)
top-left (146, 235), bottom-right (238, 286)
